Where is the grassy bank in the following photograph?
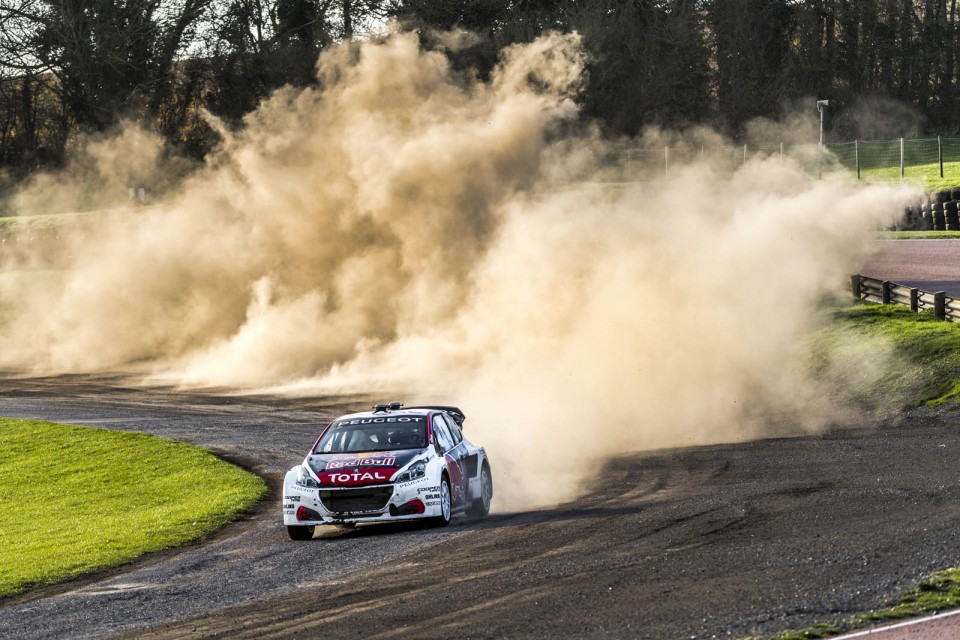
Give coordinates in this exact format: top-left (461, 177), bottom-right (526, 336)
top-left (858, 160), bottom-right (960, 191)
top-left (810, 300), bottom-right (960, 413)
top-left (0, 418), bottom-right (268, 599)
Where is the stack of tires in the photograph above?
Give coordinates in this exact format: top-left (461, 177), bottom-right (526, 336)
top-left (932, 191), bottom-right (949, 230)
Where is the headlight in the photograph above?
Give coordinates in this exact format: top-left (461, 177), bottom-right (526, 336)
top-left (295, 465), bottom-right (320, 488)
top-left (395, 460), bottom-right (427, 483)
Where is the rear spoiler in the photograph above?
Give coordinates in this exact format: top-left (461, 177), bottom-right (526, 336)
top-left (406, 405), bottom-right (466, 427)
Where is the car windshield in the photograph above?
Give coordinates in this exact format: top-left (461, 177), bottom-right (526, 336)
top-left (313, 417), bottom-right (427, 454)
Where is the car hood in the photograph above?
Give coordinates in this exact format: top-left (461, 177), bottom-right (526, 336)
top-left (306, 449), bottom-right (426, 487)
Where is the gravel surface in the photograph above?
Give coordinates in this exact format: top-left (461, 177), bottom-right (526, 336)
top-left (2, 375), bottom-right (960, 639)
top-left (0, 376), bottom-right (466, 639)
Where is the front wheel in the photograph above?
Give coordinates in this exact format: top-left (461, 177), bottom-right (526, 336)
top-left (431, 477), bottom-right (452, 527)
top-left (468, 463), bottom-right (493, 518)
top-left (287, 525), bottom-right (315, 540)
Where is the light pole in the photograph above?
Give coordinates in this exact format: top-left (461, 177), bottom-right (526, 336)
top-left (817, 100), bottom-right (829, 178)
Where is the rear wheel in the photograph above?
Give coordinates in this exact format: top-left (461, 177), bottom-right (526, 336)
top-left (431, 476), bottom-right (452, 527)
top-left (287, 525), bottom-right (315, 541)
top-left (468, 463), bottom-right (493, 518)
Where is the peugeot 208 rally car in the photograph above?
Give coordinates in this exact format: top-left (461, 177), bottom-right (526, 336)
top-left (282, 403), bottom-right (493, 540)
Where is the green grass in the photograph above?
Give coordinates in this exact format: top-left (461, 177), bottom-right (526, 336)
top-left (809, 300), bottom-right (960, 412)
top-left (761, 568), bottom-right (960, 639)
top-left (0, 206), bottom-right (153, 236)
top-left (878, 230), bottom-right (960, 239)
top-left (856, 159), bottom-right (960, 191)
top-left (0, 210), bottom-right (105, 234)
top-left (0, 418), bottom-right (268, 599)
top-left (859, 568), bottom-right (960, 621)
top-left (765, 623), bottom-right (846, 640)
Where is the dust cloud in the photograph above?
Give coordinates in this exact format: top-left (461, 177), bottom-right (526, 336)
top-left (0, 30), bottom-right (917, 510)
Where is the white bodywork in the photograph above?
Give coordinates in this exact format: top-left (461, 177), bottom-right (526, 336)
top-left (282, 406), bottom-right (492, 534)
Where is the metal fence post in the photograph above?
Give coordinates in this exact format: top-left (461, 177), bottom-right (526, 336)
top-left (939, 135), bottom-right (944, 178)
top-left (910, 288), bottom-right (919, 312)
top-left (900, 137), bottom-right (905, 179)
top-left (851, 274), bottom-right (862, 299)
top-left (664, 145), bottom-right (669, 177)
top-left (936, 291), bottom-right (946, 320)
top-left (855, 140), bottom-right (860, 180)
top-left (743, 144), bottom-right (747, 165)
top-left (882, 281), bottom-right (891, 305)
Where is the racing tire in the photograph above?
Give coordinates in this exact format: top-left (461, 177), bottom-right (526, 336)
top-left (431, 476), bottom-right (452, 527)
top-left (467, 463), bottom-right (493, 518)
top-left (287, 525), bottom-right (315, 541)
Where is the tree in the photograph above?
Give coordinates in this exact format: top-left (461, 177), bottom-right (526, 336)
top-left (570, 0), bottom-right (712, 134)
top-left (0, 0), bottom-right (212, 134)
top-left (706, 0), bottom-right (795, 133)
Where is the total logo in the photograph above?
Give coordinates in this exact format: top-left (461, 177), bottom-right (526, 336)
top-left (322, 469), bottom-right (394, 485)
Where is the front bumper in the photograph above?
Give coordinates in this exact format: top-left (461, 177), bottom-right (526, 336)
top-left (282, 470), bottom-right (443, 525)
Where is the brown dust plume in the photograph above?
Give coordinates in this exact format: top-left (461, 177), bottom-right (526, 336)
top-left (0, 31), bottom-right (917, 509)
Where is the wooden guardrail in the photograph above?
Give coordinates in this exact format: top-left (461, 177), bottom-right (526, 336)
top-left (851, 274), bottom-right (955, 321)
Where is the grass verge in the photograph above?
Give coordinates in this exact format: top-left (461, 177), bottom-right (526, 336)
top-left (765, 569), bottom-right (960, 639)
top-left (878, 230), bottom-right (960, 239)
top-left (0, 418), bottom-right (268, 599)
top-left (809, 300), bottom-right (960, 413)
top-left (858, 160), bottom-right (960, 191)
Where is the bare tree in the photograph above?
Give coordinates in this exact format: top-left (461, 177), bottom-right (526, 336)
top-left (0, 0), bottom-right (213, 132)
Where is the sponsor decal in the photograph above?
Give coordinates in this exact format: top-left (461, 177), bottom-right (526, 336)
top-left (425, 501), bottom-right (440, 506)
top-left (283, 509), bottom-right (295, 515)
top-left (326, 455), bottom-right (397, 470)
top-left (422, 493), bottom-right (439, 500)
top-left (319, 469), bottom-right (397, 486)
top-left (288, 484), bottom-right (313, 494)
top-left (283, 503), bottom-right (295, 509)
top-left (446, 453), bottom-right (466, 505)
top-left (336, 416), bottom-right (425, 425)
top-left (330, 452), bottom-right (397, 460)
top-left (284, 495), bottom-right (301, 502)
top-left (417, 486), bottom-right (440, 494)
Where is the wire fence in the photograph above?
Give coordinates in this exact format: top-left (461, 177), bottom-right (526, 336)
top-left (609, 136), bottom-right (960, 186)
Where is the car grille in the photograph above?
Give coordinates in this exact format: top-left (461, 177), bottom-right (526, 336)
top-left (320, 486), bottom-right (394, 514)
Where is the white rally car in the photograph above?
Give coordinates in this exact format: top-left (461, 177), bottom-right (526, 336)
top-left (282, 403), bottom-right (493, 540)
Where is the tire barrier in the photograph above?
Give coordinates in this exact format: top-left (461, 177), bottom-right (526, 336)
top-left (900, 190), bottom-right (960, 231)
top-left (946, 200), bottom-right (960, 231)
top-left (933, 202), bottom-right (946, 230)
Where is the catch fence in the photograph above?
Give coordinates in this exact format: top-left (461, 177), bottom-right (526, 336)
top-left (614, 136), bottom-right (960, 184)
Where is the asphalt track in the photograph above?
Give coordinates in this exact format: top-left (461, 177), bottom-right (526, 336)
top-left (2, 240), bottom-right (960, 639)
top-left (861, 239), bottom-right (960, 296)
